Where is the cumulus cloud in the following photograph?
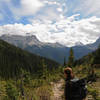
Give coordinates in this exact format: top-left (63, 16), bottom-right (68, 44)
top-left (0, 0), bottom-right (44, 19)
top-left (13, 0), bottom-right (44, 16)
top-left (15, 0), bottom-right (43, 16)
top-left (43, 1), bottom-right (60, 6)
top-left (73, 0), bottom-right (100, 17)
top-left (0, 0), bottom-right (65, 22)
top-left (0, 15), bottom-right (100, 47)
top-left (33, 6), bottom-right (64, 23)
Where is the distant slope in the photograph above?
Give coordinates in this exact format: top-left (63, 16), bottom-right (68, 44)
top-left (75, 46), bottom-right (100, 66)
top-left (0, 39), bottom-right (59, 78)
top-left (0, 35), bottom-right (100, 64)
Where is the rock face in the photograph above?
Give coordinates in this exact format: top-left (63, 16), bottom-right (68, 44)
top-left (0, 34), bottom-right (100, 64)
top-left (0, 35), bottom-right (43, 47)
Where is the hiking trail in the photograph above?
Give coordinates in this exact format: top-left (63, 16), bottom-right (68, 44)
top-left (51, 79), bottom-right (64, 100)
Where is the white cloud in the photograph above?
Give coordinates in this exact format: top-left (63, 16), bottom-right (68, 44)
top-left (0, 15), bottom-right (100, 47)
top-left (17, 0), bottom-right (44, 16)
top-left (0, 0), bottom-right (65, 22)
top-left (43, 1), bottom-right (60, 6)
top-left (34, 7), bottom-right (62, 22)
top-left (57, 8), bottom-right (63, 12)
top-left (31, 1), bottom-right (66, 23)
top-left (73, 0), bottom-right (100, 17)
top-left (0, 0), bottom-right (44, 18)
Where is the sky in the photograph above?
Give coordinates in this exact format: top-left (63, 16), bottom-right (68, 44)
top-left (0, 0), bottom-right (100, 46)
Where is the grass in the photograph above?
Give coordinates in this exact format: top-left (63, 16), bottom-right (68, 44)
top-left (0, 66), bottom-right (63, 100)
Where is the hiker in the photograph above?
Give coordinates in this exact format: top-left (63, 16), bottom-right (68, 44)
top-left (64, 67), bottom-right (87, 100)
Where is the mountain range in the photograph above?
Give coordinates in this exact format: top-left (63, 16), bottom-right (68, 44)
top-left (0, 34), bottom-right (100, 64)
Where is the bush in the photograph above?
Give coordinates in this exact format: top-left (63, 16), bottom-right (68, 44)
top-left (5, 82), bottom-right (19, 100)
top-left (88, 86), bottom-right (99, 100)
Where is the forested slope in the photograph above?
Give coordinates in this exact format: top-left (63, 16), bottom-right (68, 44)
top-left (75, 46), bottom-right (100, 66)
top-left (0, 39), bottom-right (59, 78)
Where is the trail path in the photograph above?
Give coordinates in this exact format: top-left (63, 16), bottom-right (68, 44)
top-left (51, 79), bottom-right (64, 100)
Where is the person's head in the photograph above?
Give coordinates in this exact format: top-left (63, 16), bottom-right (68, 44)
top-left (64, 67), bottom-right (74, 80)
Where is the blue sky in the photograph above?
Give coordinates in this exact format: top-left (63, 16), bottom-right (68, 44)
top-left (1, 0), bottom-right (100, 25)
top-left (0, 0), bottom-right (100, 46)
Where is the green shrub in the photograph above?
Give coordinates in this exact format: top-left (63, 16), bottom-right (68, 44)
top-left (5, 82), bottom-right (19, 100)
top-left (88, 86), bottom-right (99, 100)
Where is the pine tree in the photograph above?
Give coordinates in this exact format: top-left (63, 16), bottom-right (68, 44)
top-left (67, 48), bottom-right (74, 67)
top-left (42, 59), bottom-right (48, 80)
top-left (38, 59), bottom-right (48, 79)
top-left (93, 45), bottom-right (100, 65)
top-left (63, 57), bottom-right (66, 66)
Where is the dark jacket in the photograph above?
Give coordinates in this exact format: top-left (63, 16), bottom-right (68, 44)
top-left (64, 78), bottom-right (85, 100)
top-left (65, 79), bottom-right (71, 100)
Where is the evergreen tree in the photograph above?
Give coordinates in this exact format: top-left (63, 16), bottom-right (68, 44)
top-left (93, 45), bottom-right (100, 65)
top-left (63, 57), bottom-right (66, 66)
top-left (67, 48), bottom-right (74, 67)
top-left (38, 59), bottom-right (48, 79)
top-left (42, 59), bottom-right (48, 79)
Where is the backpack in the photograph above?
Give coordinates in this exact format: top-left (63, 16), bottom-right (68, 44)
top-left (66, 78), bottom-right (87, 100)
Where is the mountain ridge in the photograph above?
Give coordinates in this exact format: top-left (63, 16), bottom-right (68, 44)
top-left (0, 34), bottom-right (100, 64)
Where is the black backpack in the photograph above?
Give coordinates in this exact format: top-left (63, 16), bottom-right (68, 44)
top-left (66, 78), bottom-right (87, 100)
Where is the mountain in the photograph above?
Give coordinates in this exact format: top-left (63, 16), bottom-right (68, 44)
top-left (0, 39), bottom-right (59, 78)
top-left (0, 34), bottom-right (68, 64)
top-left (74, 38), bottom-right (100, 66)
top-left (86, 37), bottom-right (100, 50)
top-left (0, 34), bottom-right (100, 64)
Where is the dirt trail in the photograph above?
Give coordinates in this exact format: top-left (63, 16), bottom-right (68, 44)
top-left (51, 79), bottom-right (64, 100)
